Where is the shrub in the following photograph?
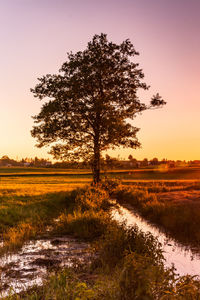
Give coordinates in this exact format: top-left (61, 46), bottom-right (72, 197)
top-left (55, 209), bottom-right (113, 240)
top-left (95, 222), bottom-right (163, 270)
top-left (118, 253), bottom-right (175, 300)
top-left (100, 178), bottom-right (121, 196)
top-left (74, 185), bottom-right (110, 212)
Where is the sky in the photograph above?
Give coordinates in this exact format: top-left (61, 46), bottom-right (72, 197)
top-left (0, 0), bottom-right (199, 161)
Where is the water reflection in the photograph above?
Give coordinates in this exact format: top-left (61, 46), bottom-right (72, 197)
top-left (1, 205), bottom-right (200, 297)
top-left (0, 236), bottom-right (90, 297)
top-left (111, 205), bottom-right (200, 277)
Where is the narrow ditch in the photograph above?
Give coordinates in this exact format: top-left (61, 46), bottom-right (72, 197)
top-left (1, 202), bottom-right (200, 297)
top-left (111, 204), bottom-right (200, 277)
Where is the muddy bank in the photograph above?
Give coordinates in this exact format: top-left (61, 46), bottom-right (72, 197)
top-left (0, 236), bottom-right (91, 297)
top-left (2, 202), bottom-right (200, 297)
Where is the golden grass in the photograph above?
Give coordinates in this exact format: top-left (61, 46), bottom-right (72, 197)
top-left (113, 182), bottom-right (200, 246)
top-left (0, 177), bottom-right (90, 254)
top-left (158, 190), bottom-right (200, 205)
top-left (0, 176), bottom-right (90, 197)
top-left (5, 184), bottom-right (200, 300)
top-left (1, 174), bottom-right (200, 254)
top-left (2, 223), bottom-right (38, 252)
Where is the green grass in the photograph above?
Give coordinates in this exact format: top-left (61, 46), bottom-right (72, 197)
top-left (0, 167), bottom-right (91, 174)
top-left (1, 173), bottom-right (200, 252)
top-left (1, 166), bottom-right (200, 181)
top-left (0, 176), bottom-right (88, 254)
top-left (1, 171), bottom-right (200, 251)
top-left (5, 185), bottom-right (200, 300)
top-left (113, 182), bottom-right (200, 246)
top-left (2, 171), bottom-right (200, 298)
top-left (0, 191), bottom-right (75, 253)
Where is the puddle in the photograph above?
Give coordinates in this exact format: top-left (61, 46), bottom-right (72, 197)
top-left (2, 204), bottom-right (200, 297)
top-left (0, 236), bottom-right (91, 297)
top-left (111, 204), bottom-right (200, 277)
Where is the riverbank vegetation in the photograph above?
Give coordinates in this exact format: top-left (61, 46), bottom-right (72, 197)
top-left (3, 184), bottom-right (200, 299)
top-left (113, 181), bottom-right (200, 246)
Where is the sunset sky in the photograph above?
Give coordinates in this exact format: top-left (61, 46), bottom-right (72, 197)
top-left (0, 0), bottom-right (199, 161)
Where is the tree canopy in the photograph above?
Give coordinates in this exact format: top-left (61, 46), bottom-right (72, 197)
top-left (31, 33), bottom-right (166, 183)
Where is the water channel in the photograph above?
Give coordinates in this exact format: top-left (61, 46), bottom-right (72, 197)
top-left (1, 204), bottom-right (200, 297)
top-left (111, 204), bottom-right (200, 277)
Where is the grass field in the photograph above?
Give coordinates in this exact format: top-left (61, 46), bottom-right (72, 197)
top-left (1, 166), bottom-right (200, 180)
top-left (0, 167), bottom-right (91, 174)
top-left (1, 168), bottom-right (200, 298)
top-left (1, 166), bottom-right (200, 199)
top-left (0, 167), bottom-right (200, 252)
top-left (0, 166), bottom-right (200, 186)
top-left (0, 175), bottom-right (90, 255)
top-left (4, 183), bottom-right (200, 299)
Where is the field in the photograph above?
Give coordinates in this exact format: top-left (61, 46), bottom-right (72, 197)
top-left (0, 175), bottom-right (89, 256)
top-left (1, 166), bottom-right (200, 179)
top-left (1, 167), bottom-right (200, 298)
top-left (0, 166), bottom-right (200, 250)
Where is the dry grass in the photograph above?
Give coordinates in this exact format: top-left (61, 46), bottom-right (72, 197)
top-left (158, 190), bottom-right (200, 205)
top-left (0, 176), bottom-right (90, 196)
top-left (1, 171), bottom-right (200, 254)
top-left (113, 181), bottom-right (200, 246)
top-left (5, 184), bottom-right (200, 300)
top-left (0, 176), bottom-right (89, 254)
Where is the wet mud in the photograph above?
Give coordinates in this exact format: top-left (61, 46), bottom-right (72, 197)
top-left (0, 236), bottom-right (91, 297)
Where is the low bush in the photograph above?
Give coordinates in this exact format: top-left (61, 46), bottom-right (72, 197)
top-left (95, 223), bottom-right (163, 270)
top-left (55, 209), bottom-right (113, 240)
top-left (118, 253), bottom-right (175, 300)
top-left (75, 185), bottom-right (110, 211)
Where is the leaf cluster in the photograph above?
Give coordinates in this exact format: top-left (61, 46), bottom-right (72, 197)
top-left (31, 33), bottom-right (166, 161)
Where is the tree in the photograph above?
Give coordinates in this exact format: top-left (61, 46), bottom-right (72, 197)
top-left (128, 155), bottom-right (133, 161)
top-left (104, 154), bottom-right (120, 170)
top-left (150, 157), bottom-right (159, 165)
top-left (141, 158), bottom-right (149, 167)
top-left (128, 155), bottom-right (138, 168)
top-left (31, 33), bottom-right (166, 183)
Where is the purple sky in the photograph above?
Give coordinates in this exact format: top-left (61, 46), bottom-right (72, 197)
top-left (0, 0), bottom-right (200, 160)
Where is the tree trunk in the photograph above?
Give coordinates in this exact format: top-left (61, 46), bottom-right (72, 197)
top-left (93, 101), bottom-right (101, 184)
top-left (93, 141), bottom-right (100, 184)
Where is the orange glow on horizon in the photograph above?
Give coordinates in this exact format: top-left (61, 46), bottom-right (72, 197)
top-left (0, 0), bottom-right (199, 161)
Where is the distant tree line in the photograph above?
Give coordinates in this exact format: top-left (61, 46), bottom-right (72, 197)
top-left (0, 155), bottom-right (198, 169)
top-left (0, 156), bottom-right (51, 167)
